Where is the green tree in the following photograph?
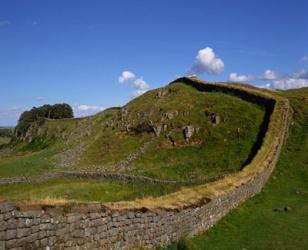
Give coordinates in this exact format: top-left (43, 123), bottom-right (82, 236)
top-left (15, 103), bottom-right (74, 137)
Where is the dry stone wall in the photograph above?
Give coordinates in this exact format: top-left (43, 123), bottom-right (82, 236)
top-left (0, 78), bottom-right (291, 249)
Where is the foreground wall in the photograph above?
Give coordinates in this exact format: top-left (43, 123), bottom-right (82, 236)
top-left (0, 78), bottom-right (291, 250)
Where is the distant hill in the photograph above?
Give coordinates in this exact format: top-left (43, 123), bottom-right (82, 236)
top-left (0, 127), bottom-right (14, 137)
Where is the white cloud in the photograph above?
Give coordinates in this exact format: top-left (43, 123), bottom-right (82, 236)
top-left (74, 105), bottom-right (105, 117)
top-left (293, 68), bottom-right (308, 79)
top-left (118, 70), bottom-right (151, 97)
top-left (133, 77), bottom-right (149, 90)
top-left (190, 47), bottom-right (224, 75)
top-left (132, 77), bottom-right (150, 97)
top-left (77, 105), bottom-right (105, 111)
top-left (260, 69), bottom-right (278, 80)
top-left (118, 71), bottom-right (135, 83)
top-left (258, 83), bottom-right (271, 89)
top-left (131, 89), bottom-right (148, 97)
top-left (0, 20), bottom-right (11, 27)
top-left (269, 68), bottom-right (308, 90)
top-left (271, 78), bottom-right (308, 90)
top-left (228, 72), bottom-right (252, 82)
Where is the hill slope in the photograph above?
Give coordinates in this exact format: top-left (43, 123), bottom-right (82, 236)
top-left (171, 87), bottom-right (308, 250)
top-left (1, 81), bottom-right (265, 182)
top-left (0, 80), bottom-right (268, 202)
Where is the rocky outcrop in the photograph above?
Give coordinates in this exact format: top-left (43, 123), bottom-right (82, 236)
top-left (156, 88), bottom-right (169, 98)
top-left (153, 125), bottom-right (162, 137)
top-left (183, 126), bottom-right (194, 141)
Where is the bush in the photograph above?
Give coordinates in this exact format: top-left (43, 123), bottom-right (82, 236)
top-left (15, 103), bottom-right (74, 137)
top-left (49, 104), bottom-right (73, 119)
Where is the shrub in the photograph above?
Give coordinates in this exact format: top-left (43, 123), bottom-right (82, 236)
top-left (15, 103), bottom-right (74, 137)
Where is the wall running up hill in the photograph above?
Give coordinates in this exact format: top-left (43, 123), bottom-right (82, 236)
top-left (0, 78), bottom-right (291, 250)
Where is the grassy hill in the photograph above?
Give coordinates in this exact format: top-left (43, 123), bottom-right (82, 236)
top-left (0, 80), bottom-right (266, 202)
top-left (0, 80), bottom-right (307, 249)
top-left (167, 87), bottom-right (308, 250)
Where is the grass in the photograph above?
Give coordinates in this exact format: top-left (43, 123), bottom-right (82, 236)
top-left (0, 136), bottom-right (10, 146)
top-left (78, 82), bottom-right (265, 172)
top-left (128, 83), bottom-right (265, 181)
top-left (0, 178), bottom-right (183, 202)
top-left (0, 82), bottom-right (265, 182)
top-left (0, 147), bottom-right (59, 177)
top-left (166, 87), bottom-right (308, 250)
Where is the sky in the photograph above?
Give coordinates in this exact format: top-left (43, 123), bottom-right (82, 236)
top-left (0, 0), bottom-right (307, 126)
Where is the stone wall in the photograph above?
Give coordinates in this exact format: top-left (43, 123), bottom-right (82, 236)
top-left (0, 170), bottom-right (226, 186)
top-left (0, 78), bottom-right (291, 249)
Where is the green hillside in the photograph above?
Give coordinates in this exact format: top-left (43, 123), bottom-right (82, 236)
top-left (0, 81), bottom-right (266, 201)
top-left (167, 87), bottom-right (308, 250)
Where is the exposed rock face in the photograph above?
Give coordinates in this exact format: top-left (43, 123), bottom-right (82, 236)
top-left (163, 124), bottom-right (168, 132)
top-left (165, 112), bottom-right (174, 120)
top-left (105, 120), bottom-right (114, 128)
top-left (183, 126), bottom-right (194, 141)
top-left (120, 107), bottom-right (128, 121)
top-left (165, 110), bottom-right (178, 120)
top-left (125, 124), bottom-right (130, 133)
top-left (206, 111), bottom-right (221, 126)
top-left (153, 125), bottom-right (162, 137)
top-left (156, 89), bottom-right (168, 98)
top-left (213, 115), bottom-right (220, 125)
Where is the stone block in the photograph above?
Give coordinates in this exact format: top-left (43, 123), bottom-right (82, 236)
top-left (17, 227), bottom-right (31, 238)
top-left (6, 229), bottom-right (17, 240)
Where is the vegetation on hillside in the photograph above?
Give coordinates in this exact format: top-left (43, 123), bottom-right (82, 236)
top-left (0, 82), bottom-right (265, 186)
top-left (166, 87), bottom-right (308, 250)
top-left (0, 178), bottom-right (183, 203)
top-left (1, 80), bottom-right (306, 249)
top-left (15, 103), bottom-right (73, 137)
top-left (0, 137), bottom-right (11, 147)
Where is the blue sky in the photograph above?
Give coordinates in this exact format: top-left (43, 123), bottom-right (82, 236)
top-left (0, 0), bottom-right (307, 126)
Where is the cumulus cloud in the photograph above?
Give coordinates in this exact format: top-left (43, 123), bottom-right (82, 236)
top-left (74, 105), bottom-right (105, 117)
top-left (132, 78), bottom-right (150, 97)
top-left (77, 105), bottom-right (104, 111)
top-left (131, 89), bottom-right (148, 97)
top-left (258, 83), bottom-right (271, 89)
top-left (118, 70), bottom-right (151, 97)
top-left (228, 72), bottom-right (252, 82)
top-left (133, 78), bottom-right (150, 90)
top-left (0, 20), bottom-right (11, 27)
top-left (260, 69), bottom-right (278, 80)
top-left (293, 68), bottom-right (308, 79)
top-left (271, 78), bottom-right (308, 90)
top-left (118, 71), bottom-right (135, 83)
top-left (269, 68), bottom-right (308, 90)
top-left (190, 47), bottom-right (224, 75)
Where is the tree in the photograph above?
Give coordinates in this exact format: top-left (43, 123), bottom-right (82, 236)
top-left (15, 103), bottom-right (74, 137)
top-left (50, 104), bottom-right (73, 119)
